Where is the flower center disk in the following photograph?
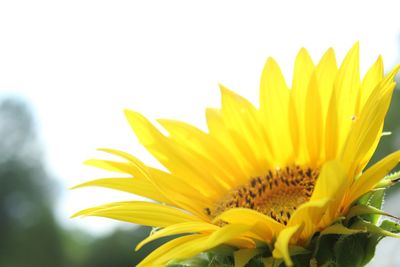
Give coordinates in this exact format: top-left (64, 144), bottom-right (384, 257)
top-left (207, 166), bottom-right (320, 225)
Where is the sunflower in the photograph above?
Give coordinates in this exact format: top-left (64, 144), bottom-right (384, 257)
top-left (73, 43), bottom-right (400, 266)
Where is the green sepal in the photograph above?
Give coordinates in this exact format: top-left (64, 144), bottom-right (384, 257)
top-left (320, 223), bottom-right (366, 236)
top-left (380, 219), bottom-right (400, 233)
top-left (356, 189), bottom-right (385, 224)
top-left (345, 204), bottom-right (398, 224)
top-left (352, 219), bottom-right (400, 238)
top-left (375, 170), bottom-right (400, 188)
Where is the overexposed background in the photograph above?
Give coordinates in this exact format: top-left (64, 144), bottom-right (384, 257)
top-left (0, 1), bottom-right (399, 266)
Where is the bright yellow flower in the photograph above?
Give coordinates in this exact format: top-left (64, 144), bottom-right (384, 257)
top-left (73, 43), bottom-right (400, 266)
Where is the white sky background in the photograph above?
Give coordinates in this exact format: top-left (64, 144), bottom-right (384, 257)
top-left (0, 1), bottom-right (400, 264)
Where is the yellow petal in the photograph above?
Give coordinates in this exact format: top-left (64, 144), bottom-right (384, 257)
top-left (71, 177), bottom-right (170, 203)
top-left (359, 56), bottom-right (384, 112)
top-left (72, 201), bottom-right (200, 228)
top-left (205, 107), bottom-right (263, 179)
top-left (138, 234), bottom-right (207, 267)
top-left (86, 147), bottom-right (213, 218)
top-left (305, 72), bottom-right (323, 164)
top-left (272, 224), bottom-right (302, 267)
top-left (149, 224), bottom-right (252, 266)
top-left (226, 236), bottom-right (256, 249)
top-left (341, 71), bottom-right (398, 176)
top-left (354, 65), bottom-right (400, 172)
top-left (220, 84), bottom-right (273, 173)
top-left (316, 48), bottom-right (338, 122)
top-left (97, 148), bottom-right (147, 165)
top-left (291, 48), bottom-right (315, 99)
top-left (214, 208), bottom-right (284, 241)
top-left (324, 87), bottom-right (339, 160)
top-left (125, 109), bottom-right (225, 196)
top-left (334, 42), bottom-right (361, 152)
top-left (152, 235), bottom-right (209, 266)
top-left (206, 224), bottom-right (253, 248)
top-left (85, 149), bottom-right (152, 180)
top-left (146, 168), bottom-right (213, 220)
top-left (284, 162), bottom-right (346, 239)
top-left (287, 198), bottom-right (330, 241)
top-left (260, 57), bottom-right (289, 110)
top-left (346, 150), bottom-right (400, 206)
top-left (306, 48), bottom-right (339, 164)
top-left (205, 108), bottom-right (224, 137)
top-left (290, 48), bottom-right (315, 163)
top-left (302, 161), bottom-right (347, 231)
top-left (260, 57), bottom-right (292, 165)
top-left (136, 221), bottom-right (219, 251)
top-left (158, 118), bottom-right (244, 184)
top-left (311, 161), bottom-right (347, 201)
top-left (205, 107), bottom-right (248, 177)
top-left (84, 159), bottom-right (135, 174)
top-left (315, 48), bottom-right (339, 160)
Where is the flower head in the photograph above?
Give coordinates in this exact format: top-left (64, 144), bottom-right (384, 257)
top-left (73, 43), bottom-right (400, 266)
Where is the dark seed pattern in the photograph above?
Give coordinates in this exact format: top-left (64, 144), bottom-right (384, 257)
top-left (205, 165), bottom-right (320, 225)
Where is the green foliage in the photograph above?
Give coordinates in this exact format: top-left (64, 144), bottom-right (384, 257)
top-left (0, 99), bottom-right (66, 267)
top-left (334, 234), bottom-right (370, 267)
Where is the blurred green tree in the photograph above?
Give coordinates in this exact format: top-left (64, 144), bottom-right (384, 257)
top-left (0, 98), bottom-right (66, 267)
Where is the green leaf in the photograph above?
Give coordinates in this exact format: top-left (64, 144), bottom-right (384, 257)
top-left (313, 234), bottom-right (338, 266)
top-left (332, 233), bottom-right (382, 267)
top-left (360, 234), bottom-right (381, 266)
top-left (312, 227), bottom-right (384, 267)
top-left (334, 234), bottom-right (366, 267)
